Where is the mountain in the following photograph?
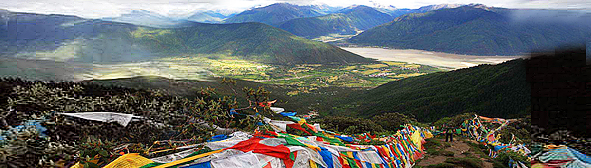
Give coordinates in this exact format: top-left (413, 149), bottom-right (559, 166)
top-left (349, 5), bottom-right (591, 56)
top-left (186, 11), bottom-right (233, 23)
top-left (373, 4), bottom-right (462, 17)
top-left (0, 10), bottom-right (373, 65)
top-left (414, 4), bottom-right (463, 13)
top-left (276, 4), bottom-right (466, 39)
top-left (101, 10), bottom-right (195, 28)
top-left (328, 58), bottom-right (530, 122)
top-left (277, 5), bottom-right (393, 38)
top-left (224, 3), bottom-right (325, 26)
top-left (374, 6), bottom-right (413, 17)
top-left (309, 4), bottom-right (343, 15)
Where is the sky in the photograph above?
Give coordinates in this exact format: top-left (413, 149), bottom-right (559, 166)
top-left (1, 0), bottom-right (590, 18)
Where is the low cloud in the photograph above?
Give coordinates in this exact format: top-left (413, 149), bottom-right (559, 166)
top-left (1, 0), bottom-right (590, 18)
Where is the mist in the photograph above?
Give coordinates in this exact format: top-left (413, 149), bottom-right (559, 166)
top-left (508, 9), bottom-right (591, 26)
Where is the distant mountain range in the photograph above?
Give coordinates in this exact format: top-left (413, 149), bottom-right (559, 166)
top-left (277, 5), bottom-right (394, 38)
top-left (350, 5), bottom-right (591, 55)
top-left (275, 4), bottom-right (464, 39)
top-left (186, 11), bottom-right (235, 23)
top-left (104, 9), bottom-right (238, 26)
top-left (375, 4), bottom-right (463, 17)
top-left (224, 3), bottom-right (333, 26)
top-left (101, 10), bottom-right (196, 28)
top-left (97, 3), bottom-right (466, 39)
top-left (0, 10), bottom-right (372, 65)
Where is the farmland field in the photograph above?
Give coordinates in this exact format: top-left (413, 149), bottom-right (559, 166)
top-left (1, 53), bottom-right (444, 94)
top-left (159, 56), bottom-right (443, 90)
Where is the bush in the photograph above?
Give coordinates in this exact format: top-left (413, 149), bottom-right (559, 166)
top-left (316, 116), bottom-right (385, 134)
top-left (0, 78), bottom-right (265, 167)
top-left (497, 118), bottom-right (531, 143)
top-left (494, 151), bottom-right (530, 168)
top-left (433, 113), bottom-right (475, 128)
top-left (371, 112), bottom-right (418, 131)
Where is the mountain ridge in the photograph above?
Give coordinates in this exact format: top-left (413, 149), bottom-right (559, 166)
top-left (224, 3), bottom-right (326, 26)
top-left (0, 10), bottom-right (373, 65)
top-left (349, 5), bottom-right (591, 56)
top-left (277, 5), bottom-right (393, 38)
top-left (101, 10), bottom-right (196, 28)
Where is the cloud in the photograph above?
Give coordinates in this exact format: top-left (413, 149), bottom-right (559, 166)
top-left (0, 0), bottom-right (590, 18)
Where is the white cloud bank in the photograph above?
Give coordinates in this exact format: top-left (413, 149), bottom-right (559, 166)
top-left (1, 0), bottom-right (590, 18)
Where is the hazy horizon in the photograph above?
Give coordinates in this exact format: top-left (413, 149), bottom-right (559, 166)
top-left (1, 0), bottom-right (590, 19)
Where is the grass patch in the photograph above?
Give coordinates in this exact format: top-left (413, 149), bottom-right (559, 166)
top-left (363, 64), bottom-right (389, 68)
top-left (442, 142), bottom-right (452, 148)
top-left (383, 61), bottom-right (406, 66)
top-left (426, 148), bottom-right (440, 155)
top-left (392, 73), bottom-right (426, 78)
top-left (465, 140), bottom-right (489, 157)
top-left (360, 69), bottom-right (382, 75)
top-left (403, 64), bottom-right (421, 69)
top-left (425, 163), bottom-right (456, 168)
top-left (463, 151), bottom-right (473, 157)
top-left (440, 150), bottom-right (455, 157)
top-left (425, 138), bottom-right (442, 147)
top-left (444, 157), bottom-right (483, 168)
top-left (343, 66), bottom-right (357, 70)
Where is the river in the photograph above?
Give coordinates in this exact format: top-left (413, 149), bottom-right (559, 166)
top-left (341, 47), bottom-right (524, 70)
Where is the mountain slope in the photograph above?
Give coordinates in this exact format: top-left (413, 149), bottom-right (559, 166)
top-left (0, 12), bottom-right (142, 62)
top-left (375, 4), bottom-right (462, 17)
top-left (186, 11), bottom-right (231, 23)
top-left (414, 4), bottom-right (463, 13)
top-left (136, 23), bottom-right (373, 64)
top-left (224, 3), bottom-right (325, 26)
top-left (277, 5), bottom-right (393, 38)
top-left (328, 58), bottom-right (530, 122)
top-left (350, 5), bottom-right (591, 55)
top-left (101, 10), bottom-right (195, 28)
top-left (0, 10), bottom-right (372, 65)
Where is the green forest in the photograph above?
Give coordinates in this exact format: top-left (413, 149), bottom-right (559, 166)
top-left (326, 59), bottom-right (530, 122)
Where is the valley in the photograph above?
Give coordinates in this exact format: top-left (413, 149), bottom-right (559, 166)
top-left (161, 56), bottom-right (441, 88)
top-left (0, 54), bottom-right (442, 89)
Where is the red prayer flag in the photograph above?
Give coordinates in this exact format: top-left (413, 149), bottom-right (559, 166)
top-left (229, 137), bottom-right (291, 159)
top-left (287, 123), bottom-right (312, 135)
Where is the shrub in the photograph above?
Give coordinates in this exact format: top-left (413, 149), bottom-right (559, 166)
top-left (0, 78), bottom-right (265, 167)
top-left (433, 113), bottom-right (475, 128)
top-left (371, 112), bottom-right (418, 131)
top-left (494, 151), bottom-right (530, 168)
top-left (316, 116), bottom-right (385, 134)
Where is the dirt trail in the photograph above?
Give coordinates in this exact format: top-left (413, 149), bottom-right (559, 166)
top-left (417, 155), bottom-right (447, 167)
top-left (418, 138), bottom-right (493, 168)
top-left (445, 139), bottom-right (471, 157)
